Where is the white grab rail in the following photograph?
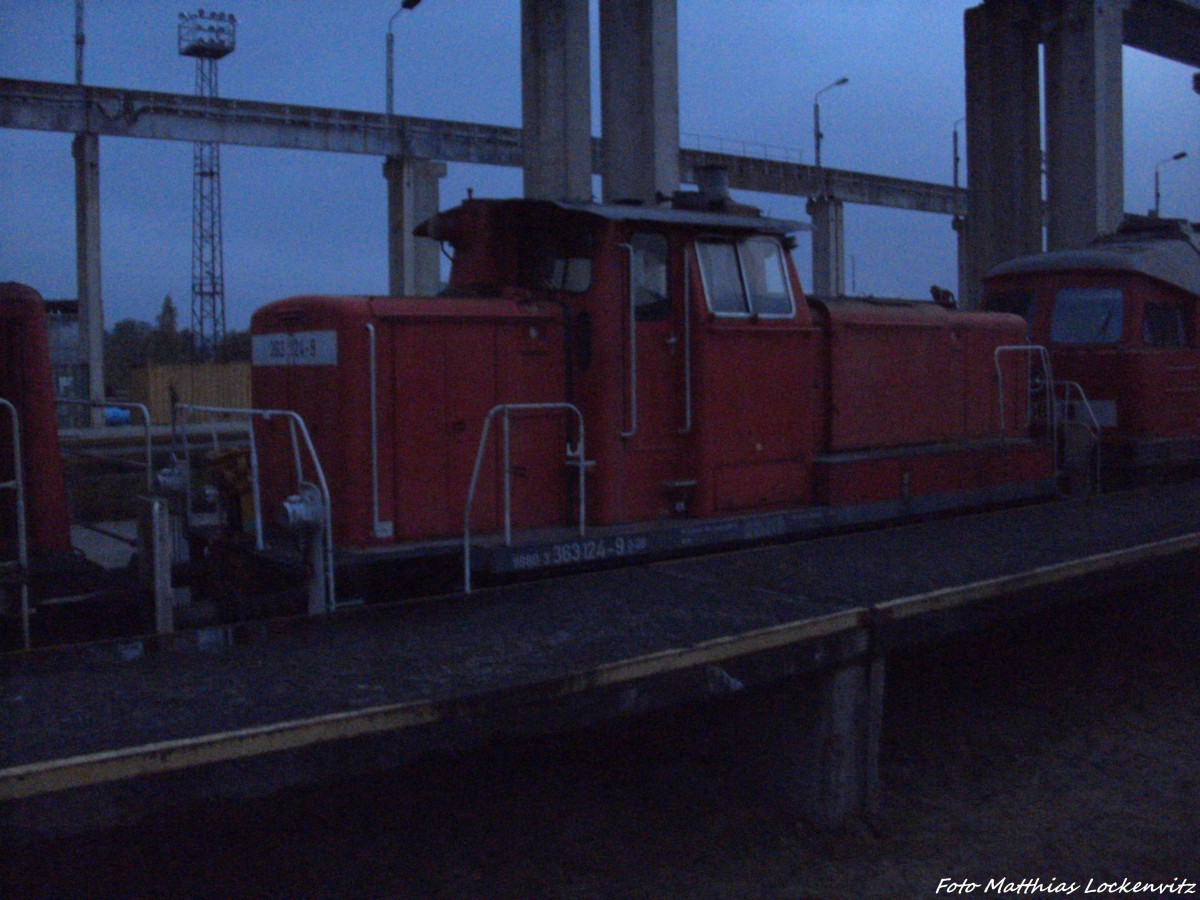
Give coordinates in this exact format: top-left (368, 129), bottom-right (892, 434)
top-left (994, 344), bottom-right (1055, 438)
top-left (0, 398), bottom-right (30, 649)
top-left (463, 403), bottom-right (586, 593)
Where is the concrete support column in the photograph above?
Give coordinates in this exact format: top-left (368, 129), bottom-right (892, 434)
top-left (807, 196), bottom-right (845, 299)
top-left (73, 132), bottom-right (104, 424)
top-left (963, 0), bottom-right (1042, 307)
top-left (599, 0), bottom-right (680, 204)
top-left (1043, 0), bottom-right (1126, 250)
top-left (521, 0), bottom-right (592, 202)
top-left (712, 657), bottom-right (885, 827)
top-left (383, 156), bottom-right (446, 297)
top-left (953, 216), bottom-right (970, 304)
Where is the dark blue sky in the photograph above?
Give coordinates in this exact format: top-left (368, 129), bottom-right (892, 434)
top-left (1, 1), bottom-right (1196, 328)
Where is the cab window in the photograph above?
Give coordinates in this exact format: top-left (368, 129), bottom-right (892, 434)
top-left (1050, 287), bottom-right (1123, 344)
top-left (697, 237), bottom-right (794, 317)
top-left (984, 289), bottom-right (1035, 324)
top-left (631, 233), bottom-right (669, 322)
top-left (1142, 302), bottom-right (1189, 347)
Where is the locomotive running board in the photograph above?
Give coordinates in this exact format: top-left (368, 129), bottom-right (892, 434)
top-left (475, 477), bottom-right (1059, 577)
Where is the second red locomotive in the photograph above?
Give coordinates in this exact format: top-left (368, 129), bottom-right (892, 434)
top-left (984, 214), bottom-right (1200, 483)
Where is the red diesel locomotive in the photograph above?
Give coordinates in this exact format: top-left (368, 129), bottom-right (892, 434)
top-left (235, 186), bottom-right (1056, 607)
top-left (984, 215), bottom-right (1200, 482)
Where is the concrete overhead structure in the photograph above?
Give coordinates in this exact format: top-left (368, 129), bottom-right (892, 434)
top-left (520, 0), bottom-right (593, 202)
top-left (72, 132), bottom-right (103, 423)
top-left (962, 0), bottom-right (1200, 306)
top-left (599, 0), bottom-right (680, 204)
top-left (807, 198), bottom-right (846, 298)
top-left (383, 156), bottom-right (446, 296)
top-left (520, 0), bottom-right (681, 206)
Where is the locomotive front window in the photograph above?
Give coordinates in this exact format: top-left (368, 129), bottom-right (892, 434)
top-left (697, 237), bottom-right (794, 318)
top-left (1050, 287), bottom-right (1124, 344)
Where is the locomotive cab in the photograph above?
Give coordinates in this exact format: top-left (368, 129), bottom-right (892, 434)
top-left (984, 215), bottom-right (1200, 479)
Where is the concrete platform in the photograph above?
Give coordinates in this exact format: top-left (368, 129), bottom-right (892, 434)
top-left (4, 480), bottom-right (1200, 838)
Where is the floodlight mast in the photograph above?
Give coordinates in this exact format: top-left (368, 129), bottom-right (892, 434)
top-left (179, 9), bottom-right (236, 361)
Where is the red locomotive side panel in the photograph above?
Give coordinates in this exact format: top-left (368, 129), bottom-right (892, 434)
top-left (810, 298), bottom-right (1047, 507)
top-left (817, 300), bottom-right (1027, 451)
top-left (0, 283), bottom-right (72, 560)
top-left (252, 295), bottom-right (567, 548)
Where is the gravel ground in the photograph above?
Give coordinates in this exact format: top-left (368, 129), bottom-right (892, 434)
top-left (3, 568), bottom-right (1198, 898)
top-left (8, 481), bottom-right (1200, 771)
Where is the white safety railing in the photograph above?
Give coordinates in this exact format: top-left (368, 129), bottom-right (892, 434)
top-left (174, 404), bottom-right (336, 613)
top-left (995, 345), bottom-right (1102, 493)
top-left (1053, 380), bottom-right (1103, 492)
top-left (463, 403), bottom-right (587, 594)
top-left (0, 398), bottom-right (30, 649)
top-left (994, 345), bottom-right (1056, 438)
top-left (56, 399), bottom-right (154, 493)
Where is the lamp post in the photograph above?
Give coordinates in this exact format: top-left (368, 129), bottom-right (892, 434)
top-left (813, 77), bottom-right (849, 168)
top-left (74, 0), bottom-right (84, 84)
top-left (1154, 151), bottom-right (1188, 217)
top-left (952, 117), bottom-right (966, 190)
top-left (386, 0), bottom-right (422, 118)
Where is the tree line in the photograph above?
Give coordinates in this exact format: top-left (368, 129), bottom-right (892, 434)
top-left (104, 294), bottom-right (250, 393)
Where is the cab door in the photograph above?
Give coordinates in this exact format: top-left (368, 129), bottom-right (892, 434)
top-left (619, 231), bottom-right (694, 520)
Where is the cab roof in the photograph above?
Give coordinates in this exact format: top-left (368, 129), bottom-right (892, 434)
top-left (987, 215), bottom-right (1200, 298)
top-left (417, 196), bottom-right (808, 240)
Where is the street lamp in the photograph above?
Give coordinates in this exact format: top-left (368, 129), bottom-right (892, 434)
top-left (386, 0), bottom-right (421, 118)
top-left (1154, 151), bottom-right (1188, 217)
top-left (952, 117), bottom-right (966, 190)
top-left (813, 77), bottom-right (849, 168)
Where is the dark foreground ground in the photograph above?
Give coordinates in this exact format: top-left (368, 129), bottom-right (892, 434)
top-left (4, 571), bottom-right (1199, 899)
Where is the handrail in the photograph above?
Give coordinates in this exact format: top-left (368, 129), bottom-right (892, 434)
top-left (678, 250), bottom-right (693, 435)
top-left (0, 398), bottom-right (30, 649)
top-left (56, 399), bottom-right (153, 492)
top-left (364, 323), bottom-right (392, 539)
top-left (463, 402), bottom-right (586, 594)
top-left (175, 404), bottom-right (336, 612)
top-left (1054, 380), bottom-right (1101, 435)
top-left (619, 243), bottom-right (638, 439)
top-left (994, 345), bottom-right (1055, 438)
top-left (1053, 380), bottom-right (1103, 491)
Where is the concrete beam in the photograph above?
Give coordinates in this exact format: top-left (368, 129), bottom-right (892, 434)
top-left (1044, 0), bottom-right (1127, 249)
top-left (383, 157), bottom-right (446, 296)
top-left (0, 79), bottom-right (523, 164)
top-left (1, 80), bottom-right (965, 216)
top-left (599, 0), bottom-right (680, 204)
top-left (520, 0), bottom-right (592, 201)
top-left (681, 150), bottom-right (966, 216)
top-left (1124, 0), bottom-right (1200, 65)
